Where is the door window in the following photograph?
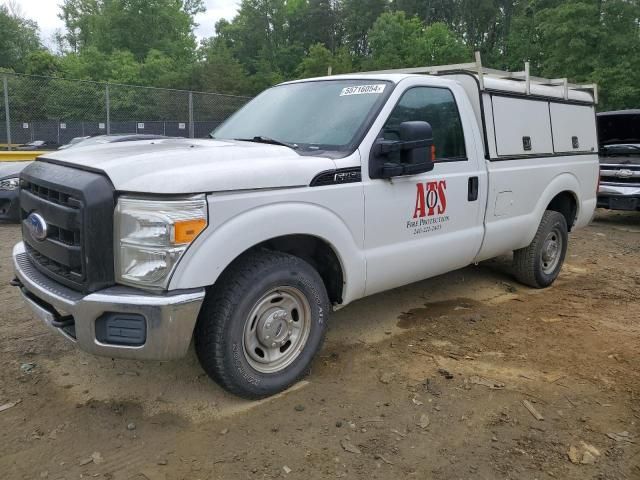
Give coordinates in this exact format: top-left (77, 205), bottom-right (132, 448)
top-left (381, 87), bottom-right (467, 161)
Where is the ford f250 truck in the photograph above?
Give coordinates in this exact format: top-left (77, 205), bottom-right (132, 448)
top-left (12, 58), bottom-right (599, 399)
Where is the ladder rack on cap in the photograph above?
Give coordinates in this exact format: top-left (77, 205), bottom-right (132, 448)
top-left (360, 51), bottom-right (598, 104)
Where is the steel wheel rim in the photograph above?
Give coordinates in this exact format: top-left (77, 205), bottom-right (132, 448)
top-left (242, 286), bottom-right (311, 374)
top-left (540, 227), bottom-right (563, 275)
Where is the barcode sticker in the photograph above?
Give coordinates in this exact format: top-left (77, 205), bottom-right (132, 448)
top-left (340, 84), bottom-right (386, 96)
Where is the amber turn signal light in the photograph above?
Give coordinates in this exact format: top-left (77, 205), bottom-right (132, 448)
top-left (174, 218), bottom-right (207, 244)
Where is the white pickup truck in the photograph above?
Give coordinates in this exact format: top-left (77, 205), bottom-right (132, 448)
top-left (12, 59), bottom-right (599, 398)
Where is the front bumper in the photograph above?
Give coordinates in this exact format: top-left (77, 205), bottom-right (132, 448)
top-left (597, 184), bottom-right (640, 211)
top-left (0, 188), bottom-right (20, 223)
top-left (12, 242), bottom-right (205, 360)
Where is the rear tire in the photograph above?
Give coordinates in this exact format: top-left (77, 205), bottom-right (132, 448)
top-left (194, 249), bottom-right (330, 399)
top-left (513, 210), bottom-right (568, 288)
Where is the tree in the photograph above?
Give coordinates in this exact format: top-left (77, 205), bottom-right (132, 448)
top-left (367, 11), bottom-right (424, 69)
top-left (505, 0), bottom-right (640, 110)
top-left (297, 43), bottom-right (353, 78)
top-left (535, 1), bottom-right (601, 81)
top-left (59, 0), bottom-right (204, 61)
top-left (367, 12), bottom-right (470, 70)
top-left (422, 22), bottom-right (471, 65)
top-left (0, 5), bottom-right (42, 72)
top-left (288, 0), bottom-right (341, 52)
top-left (24, 51), bottom-right (61, 76)
top-left (341, 0), bottom-right (388, 57)
top-left (193, 41), bottom-right (251, 94)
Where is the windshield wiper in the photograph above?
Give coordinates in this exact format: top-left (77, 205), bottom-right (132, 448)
top-left (234, 136), bottom-right (299, 150)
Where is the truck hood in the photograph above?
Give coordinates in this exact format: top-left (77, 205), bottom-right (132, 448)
top-left (597, 111), bottom-right (640, 145)
top-left (38, 138), bottom-right (336, 194)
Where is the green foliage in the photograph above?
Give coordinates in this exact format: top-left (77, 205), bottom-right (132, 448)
top-left (297, 44), bottom-right (353, 78)
top-left (1, 0), bottom-right (640, 110)
top-left (192, 41), bottom-right (250, 94)
top-left (505, 0), bottom-right (640, 110)
top-left (341, 0), bottom-right (388, 56)
top-left (367, 13), bottom-right (470, 69)
top-left (59, 0), bottom-right (204, 61)
top-left (0, 5), bottom-right (42, 72)
top-left (24, 51), bottom-right (61, 76)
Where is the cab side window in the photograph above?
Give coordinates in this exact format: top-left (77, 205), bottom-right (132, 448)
top-left (381, 87), bottom-right (466, 161)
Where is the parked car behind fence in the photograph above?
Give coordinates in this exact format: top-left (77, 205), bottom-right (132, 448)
top-left (1, 72), bottom-right (250, 148)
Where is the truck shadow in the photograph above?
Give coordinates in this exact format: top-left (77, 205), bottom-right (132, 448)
top-left (592, 209), bottom-right (640, 228)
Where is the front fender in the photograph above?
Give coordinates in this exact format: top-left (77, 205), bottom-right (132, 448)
top-left (169, 201), bottom-right (366, 305)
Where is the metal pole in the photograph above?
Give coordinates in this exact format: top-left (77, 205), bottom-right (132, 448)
top-left (105, 83), bottom-right (111, 135)
top-left (188, 92), bottom-right (194, 139)
top-left (3, 75), bottom-right (12, 151)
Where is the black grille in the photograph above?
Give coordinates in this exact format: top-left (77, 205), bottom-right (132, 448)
top-left (22, 181), bottom-right (79, 209)
top-left (20, 161), bottom-right (115, 293)
top-left (24, 243), bottom-right (83, 282)
top-left (601, 177), bottom-right (640, 185)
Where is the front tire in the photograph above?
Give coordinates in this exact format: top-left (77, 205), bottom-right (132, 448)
top-left (195, 249), bottom-right (330, 399)
top-left (513, 210), bottom-right (568, 288)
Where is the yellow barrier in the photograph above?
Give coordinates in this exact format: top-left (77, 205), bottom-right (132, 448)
top-left (0, 151), bottom-right (47, 162)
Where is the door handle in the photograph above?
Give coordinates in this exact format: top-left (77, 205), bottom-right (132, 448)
top-left (468, 176), bottom-right (479, 201)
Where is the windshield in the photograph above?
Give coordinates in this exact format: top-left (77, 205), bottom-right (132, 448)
top-left (212, 80), bottom-right (392, 152)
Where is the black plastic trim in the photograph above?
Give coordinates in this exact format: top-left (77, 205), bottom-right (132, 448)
top-left (20, 161), bottom-right (115, 293)
top-left (489, 152), bottom-right (596, 162)
top-left (37, 157), bottom-right (114, 178)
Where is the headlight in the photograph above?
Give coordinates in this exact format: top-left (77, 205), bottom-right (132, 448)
top-left (0, 177), bottom-right (20, 191)
top-left (115, 195), bottom-right (208, 290)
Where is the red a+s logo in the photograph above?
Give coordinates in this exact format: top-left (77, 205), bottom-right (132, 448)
top-left (413, 180), bottom-right (447, 218)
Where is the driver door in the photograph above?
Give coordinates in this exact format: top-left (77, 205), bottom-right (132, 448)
top-left (363, 84), bottom-right (485, 296)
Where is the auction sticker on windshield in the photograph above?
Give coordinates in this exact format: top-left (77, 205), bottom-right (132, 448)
top-left (340, 84), bottom-right (386, 96)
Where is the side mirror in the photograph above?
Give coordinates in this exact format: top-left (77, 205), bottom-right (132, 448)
top-left (369, 121), bottom-right (435, 179)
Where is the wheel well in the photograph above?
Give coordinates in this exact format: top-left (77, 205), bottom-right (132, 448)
top-left (255, 235), bottom-right (345, 305)
top-left (547, 191), bottom-right (577, 231)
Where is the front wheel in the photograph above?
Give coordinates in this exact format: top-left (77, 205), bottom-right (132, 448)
top-left (512, 210), bottom-right (568, 288)
top-left (195, 250), bottom-right (330, 399)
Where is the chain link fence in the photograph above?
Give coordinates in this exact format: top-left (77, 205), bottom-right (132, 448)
top-left (0, 73), bottom-right (250, 149)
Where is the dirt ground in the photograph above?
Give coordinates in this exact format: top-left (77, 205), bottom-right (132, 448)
top-left (0, 210), bottom-right (638, 480)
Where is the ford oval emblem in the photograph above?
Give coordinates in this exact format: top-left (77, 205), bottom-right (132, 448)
top-left (26, 213), bottom-right (48, 242)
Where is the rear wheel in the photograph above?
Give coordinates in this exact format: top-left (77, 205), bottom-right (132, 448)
top-left (195, 250), bottom-right (330, 399)
top-left (513, 210), bottom-right (568, 288)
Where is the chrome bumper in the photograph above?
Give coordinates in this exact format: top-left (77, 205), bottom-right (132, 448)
top-left (599, 183), bottom-right (640, 196)
top-left (12, 242), bottom-right (205, 360)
